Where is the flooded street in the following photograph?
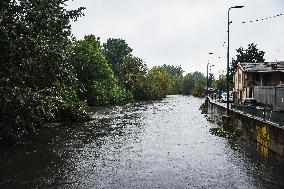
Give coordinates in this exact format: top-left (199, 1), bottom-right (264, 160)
top-left (1, 95), bottom-right (284, 188)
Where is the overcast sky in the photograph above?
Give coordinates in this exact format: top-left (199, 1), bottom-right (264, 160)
top-left (68, 0), bottom-right (284, 76)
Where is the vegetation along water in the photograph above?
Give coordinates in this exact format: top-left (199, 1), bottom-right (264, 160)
top-left (0, 0), bottom-right (212, 141)
top-left (1, 1), bottom-right (283, 189)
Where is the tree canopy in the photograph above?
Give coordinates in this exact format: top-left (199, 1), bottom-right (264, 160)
top-left (0, 0), bottom-right (88, 140)
top-left (68, 35), bottom-right (133, 106)
top-left (231, 43), bottom-right (265, 74)
top-left (103, 38), bottom-right (133, 78)
top-left (229, 43), bottom-right (265, 87)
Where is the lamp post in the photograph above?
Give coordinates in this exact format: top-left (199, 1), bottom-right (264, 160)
top-left (227, 5), bottom-right (244, 114)
top-left (207, 52), bottom-right (214, 95)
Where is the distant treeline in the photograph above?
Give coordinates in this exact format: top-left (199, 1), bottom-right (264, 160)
top-left (0, 0), bottom-right (222, 141)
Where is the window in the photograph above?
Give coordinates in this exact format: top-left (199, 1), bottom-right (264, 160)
top-left (256, 73), bottom-right (260, 82)
top-left (263, 73), bottom-right (271, 86)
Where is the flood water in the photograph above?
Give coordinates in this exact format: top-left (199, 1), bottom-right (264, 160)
top-left (1, 95), bottom-right (284, 189)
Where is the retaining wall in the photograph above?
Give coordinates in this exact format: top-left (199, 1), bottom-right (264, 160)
top-left (207, 98), bottom-right (284, 163)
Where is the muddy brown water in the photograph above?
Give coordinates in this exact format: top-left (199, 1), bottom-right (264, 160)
top-left (0, 95), bottom-right (284, 188)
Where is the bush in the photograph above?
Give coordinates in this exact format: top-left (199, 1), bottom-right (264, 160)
top-left (0, 86), bottom-right (90, 141)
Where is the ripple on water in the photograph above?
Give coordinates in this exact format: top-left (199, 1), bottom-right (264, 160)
top-left (0, 95), bottom-right (284, 189)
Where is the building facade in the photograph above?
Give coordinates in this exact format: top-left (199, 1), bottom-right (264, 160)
top-left (233, 62), bottom-right (284, 110)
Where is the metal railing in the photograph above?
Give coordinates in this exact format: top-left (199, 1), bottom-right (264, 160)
top-left (231, 105), bottom-right (284, 126)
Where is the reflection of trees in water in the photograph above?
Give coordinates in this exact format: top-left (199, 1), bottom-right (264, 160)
top-left (0, 102), bottom-right (148, 188)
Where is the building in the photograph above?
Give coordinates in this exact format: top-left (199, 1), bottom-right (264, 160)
top-left (234, 62), bottom-right (284, 110)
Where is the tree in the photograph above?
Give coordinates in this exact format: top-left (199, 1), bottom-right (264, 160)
top-left (103, 38), bottom-right (132, 78)
top-left (0, 0), bottom-right (88, 140)
top-left (229, 43), bottom-right (265, 88)
top-left (230, 43), bottom-right (265, 76)
top-left (180, 71), bottom-right (206, 97)
top-left (161, 65), bottom-right (184, 95)
top-left (192, 79), bottom-right (206, 97)
top-left (182, 73), bottom-right (195, 95)
top-left (161, 64), bottom-right (184, 77)
top-left (120, 55), bottom-right (147, 91)
top-left (68, 35), bottom-right (133, 106)
top-left (191, 71), bottom-right (206, 83)
top-left (143, 67), bottom-right (172, 100)
top-left (214, 74), bottom-right (227, 92)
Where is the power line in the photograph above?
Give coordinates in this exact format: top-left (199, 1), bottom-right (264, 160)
top-left (240, 13), bottom-right (283, 24)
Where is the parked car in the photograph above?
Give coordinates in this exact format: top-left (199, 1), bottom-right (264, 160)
top-left (242, 98), bottom-right (258, 107)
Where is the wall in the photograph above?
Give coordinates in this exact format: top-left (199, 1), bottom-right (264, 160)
top-left (254, 86), bottom-right (284, 110)
top-left (208, 98), bottom-right (284, 163)
top-left (254, 86), bottom-right (274, 106)
top-left (276, 87), bottom-right (284, 110)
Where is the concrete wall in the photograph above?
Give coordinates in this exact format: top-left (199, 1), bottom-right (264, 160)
top-left (208, 98), bottom-right (284, 163)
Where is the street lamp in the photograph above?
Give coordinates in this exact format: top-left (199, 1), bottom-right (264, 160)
top-left (227, 5), bottom-right (244, 115)
top-left (207, 52), bottom-right (214, 95)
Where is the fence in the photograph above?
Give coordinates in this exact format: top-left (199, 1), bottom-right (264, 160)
top-left (254, 86), bottom-right (284, 110)
top-left (231, 105), bottom-right (284, 126)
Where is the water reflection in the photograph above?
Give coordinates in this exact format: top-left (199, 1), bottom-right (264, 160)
top-left (0, 96), bottom-right (284, 188)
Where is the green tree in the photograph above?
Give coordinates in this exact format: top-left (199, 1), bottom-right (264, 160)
top-left (143, 67), bottom-right (172, 100)
top-left (0, 0), bottom-right (88, 140)
top-left (170, 75), bottom-right (184, 95)
top-left (182, 73), bottom-right (195, 95)
top-left (192, 71), bottom-right (206, 83)
top-left (161, 64), bottom-right (184, 77)
top-left (103, 38), bottom-right (132, 78)
top-left (68, 35), bottom-right (133, 106)
top-left (120, 55), bottom-right (147, 91)
top-left (230, 43), bottom-right (265, 78)
top-left (192, 79), bottom-right (206, 97)
top-left (161, 65), bottom-right (184, 94)
top-left (175, 71), bottom-right (206, 97)
top-left (214, 74), bottom-right (227, 91)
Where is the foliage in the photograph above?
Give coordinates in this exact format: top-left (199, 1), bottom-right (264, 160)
top-left (214, 74), bottom-right (227, 92)
top-left (170, 75), bottom-right (184, 95)
top-left (159, 66), bottom-right (207, 97)
top-left (190, 71), bottom-right (206, 97)
top-left (142, 67), bottom-right (172, 100)
top-left (181, 73), bottom-right (195, 95)
top-left (231, 43), bottom-right (265, 71)
top-left (161, 64), bottom-right (184, 77)
top-left (68, 35), bottom-right (133, 106)
top-left (192, 79), bottom-right (206, 97)
top-left (161, 65), bottom-right (184, 95)
top-left (103, 38), bottom-right (133, 78)
top-left (230, 43), bottom-right (265, 85)
top-left (0, 0), bottom-right (89, 140)
top-left (120, 55), bottom-right (147, 91)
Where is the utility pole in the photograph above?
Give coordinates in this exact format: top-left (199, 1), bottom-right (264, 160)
top-left (227, 6), bottom-right (244, 114)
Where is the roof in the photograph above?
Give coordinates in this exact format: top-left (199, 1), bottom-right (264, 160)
top-left (240, 62), bottom-right (284, 73)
